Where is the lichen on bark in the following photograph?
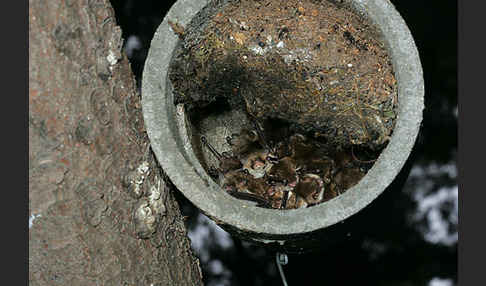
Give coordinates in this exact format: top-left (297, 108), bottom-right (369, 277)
top-left (29, 0), bottom-right (203, 285)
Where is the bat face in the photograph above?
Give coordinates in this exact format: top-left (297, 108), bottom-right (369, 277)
top-left (226, 129), bottom-right (261, 156)
top-left (270, 141), bottom-right (292, 161)
top-left (242, 149), bottom-right (272, 178)
top-left (293, 173), bottom-right (325, 205)
top-left (266, 156), bottom-right (298, 186)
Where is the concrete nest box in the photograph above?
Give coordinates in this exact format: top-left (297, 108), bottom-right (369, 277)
top-left (142, 0), bottom-right (423, 252)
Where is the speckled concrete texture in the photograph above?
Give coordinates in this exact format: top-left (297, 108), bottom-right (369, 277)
top-left (141, 0), bottom-right (424, 246)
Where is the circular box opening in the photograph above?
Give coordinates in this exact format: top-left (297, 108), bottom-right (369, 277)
top-left (142, 0), bottom-right (423, 250)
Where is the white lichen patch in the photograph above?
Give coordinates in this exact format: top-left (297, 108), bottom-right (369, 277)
top-left (134, 199), bottom-right (157, 238)
top-left (125, 161), bottom-right (151, 198)
top-left (133, 175), bottom-right (166, 239)
top-left (137, 161), bottom-right (150, 174)
top-left (147, 177), bottom-right (166, 215)
top-left (132, 162), bottom-right (150, 196)
top-left (29, 213), bottom-right (42, 229)
top-left (106, 50), bottom-right (118, 70)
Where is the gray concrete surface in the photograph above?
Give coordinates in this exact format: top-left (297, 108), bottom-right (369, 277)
top-left (141, 0), bottom-right (424, 246)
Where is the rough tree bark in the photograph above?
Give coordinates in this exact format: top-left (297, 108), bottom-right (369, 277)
top-left (29, 1), bottom-right (203, 285)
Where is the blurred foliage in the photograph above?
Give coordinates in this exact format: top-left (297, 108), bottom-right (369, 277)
top-left (110, 0), bottom-right (457, 285)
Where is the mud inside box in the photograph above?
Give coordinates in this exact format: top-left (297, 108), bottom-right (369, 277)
top-left (168, 0), bottom-right (398, 210)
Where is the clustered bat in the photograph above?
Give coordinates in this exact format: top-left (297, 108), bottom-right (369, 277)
top-left (200, 109), bottom-right (375, 209)
top-left (200, 125), bottom-right (359, 209)
top-left (201, 135), bottom-right (272, 208)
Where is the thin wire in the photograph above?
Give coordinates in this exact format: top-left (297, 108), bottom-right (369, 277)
top-left (276, 252), bottom-right (289, 286)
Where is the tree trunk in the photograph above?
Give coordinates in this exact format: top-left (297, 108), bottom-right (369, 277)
top-left (29, 1), bottom-right (203, 285)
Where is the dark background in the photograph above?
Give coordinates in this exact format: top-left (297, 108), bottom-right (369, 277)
top-left (110, 0), bottom-right (457, 285)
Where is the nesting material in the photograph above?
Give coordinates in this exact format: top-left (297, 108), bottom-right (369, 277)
top-left (169, 0), bottom-right (397, 149)
top-left (168, 0), bottom-right (398, 208)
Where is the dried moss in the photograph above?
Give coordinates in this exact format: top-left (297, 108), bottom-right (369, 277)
top-left (169, 0), bottom-right (398, 150)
